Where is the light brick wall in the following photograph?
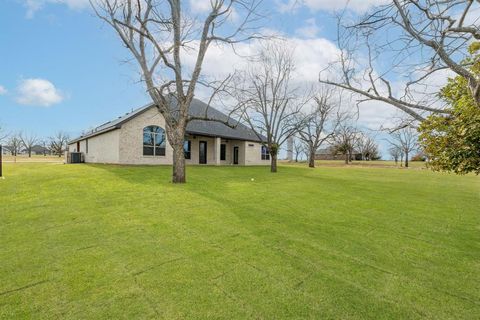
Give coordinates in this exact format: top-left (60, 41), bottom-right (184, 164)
top-left (69, 107), bottom-right (269, 166)
top-left (244, 141), bottom-right (270, 165)
top-left (119, 107), bottom-right (173, 165)
top-left (68, 129), bottom-right (120, 164)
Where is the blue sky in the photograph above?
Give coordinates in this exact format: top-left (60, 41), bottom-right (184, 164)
top-left (0, 0), bottom-right (393, 154)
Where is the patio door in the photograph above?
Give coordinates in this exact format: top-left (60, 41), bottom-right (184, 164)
top-left (199, 141), bottom-right (207, 164)
top-left (233, 146), bottom-right (239, 165)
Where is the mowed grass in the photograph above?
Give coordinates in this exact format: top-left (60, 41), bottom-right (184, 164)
top-left (0, 163), bottom-right (479, 319)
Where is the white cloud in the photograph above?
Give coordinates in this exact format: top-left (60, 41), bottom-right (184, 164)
top-left (15, 78), bottom-right (64, 107)
top-left (195, 37), bottom-right (401, 129)
top-left (0, 86), bottom-right (7, 95)
top-left (295, 18), bottom-right (320, 38)
top-left (180, 37), bottom-right (340, 84)
top-left (277, 0), bottom-right (389, 13)
top-left (23, 0), bottom-right (89, 18)
top-left (189, 0), bottom-right (212, 13)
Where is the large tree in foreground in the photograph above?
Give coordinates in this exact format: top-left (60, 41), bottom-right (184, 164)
top-left (320, 0), bottom-right (480, 122)
top-left (234, 42), bottom-right (306, 172)
top-left (419, 43), bottom-right (480, 175)
top-left (90, 0), bottom-right (263, 183)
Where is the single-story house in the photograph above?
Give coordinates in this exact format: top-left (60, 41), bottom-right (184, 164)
top-left (315, 147), bottom-right (362, 161)
top-left (67, 98), bottom-right (270, 165)
top-left (30, 145), bottom-right (50, 155)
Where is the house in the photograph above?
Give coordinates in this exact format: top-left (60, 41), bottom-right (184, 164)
top-left (315, 147), bottom-right (362, 161)
top-left (67, 98), bottom-right (270, 165)
top-left (31, 145), bottom-right (50, 155)
top-left (1, 146), bottom-right (10, 155)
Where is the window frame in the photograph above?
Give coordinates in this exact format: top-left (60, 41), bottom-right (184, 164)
top-left (261, 145), bottom-right (270, 160)
top-left (220, 143), bottom-right (226, 161)
top-left (143, 125), bottom-right (166, 157)
top-left (184, 140), bottom-right (191, 159)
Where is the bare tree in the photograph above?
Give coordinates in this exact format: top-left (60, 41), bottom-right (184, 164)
top-left (332, 120), bottom-right (359, 164)
top-left (292, 138), bottom-right (306, 162)
top-left (20, 132), bottom-right (38, 158)
top-left (388, 127), bottom-right (418, 168)
top-left (40, 139), bottom-right (49, 156)
top-left (297, 87), bottom-right (338, 168)
top-left (6, 133), bottom-right (22, 156)
top-left (49, 132), bottom-right (69, 157)
top-left (90, 0), bottom-right (264, 183)
top-left (356, 132), bottom-right (380, 161)
top-left (234, 41), bottom-right (307, 172)
top-left (388, 145), bottom-right (402, 165)
top-left (320, 0), bottom-right (480, 122)
top-left (0, 126), bottom-right (8, 143)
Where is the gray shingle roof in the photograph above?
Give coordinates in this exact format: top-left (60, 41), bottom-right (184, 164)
top-left (69, 98), bottom-right (265, 144)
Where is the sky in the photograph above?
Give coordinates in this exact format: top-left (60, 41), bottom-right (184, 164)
top-left (0, 0), bottom-right (402, 157)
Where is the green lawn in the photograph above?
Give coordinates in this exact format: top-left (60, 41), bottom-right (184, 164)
top-left (1, 163), bottom-right (479, 319)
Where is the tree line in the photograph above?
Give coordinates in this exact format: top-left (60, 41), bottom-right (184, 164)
top-left (0, 131), bottom-right (69, 158)
top-left (88, 0), bottom-right (478, 183)
top-left (5, 0), bottom-right (469, 182)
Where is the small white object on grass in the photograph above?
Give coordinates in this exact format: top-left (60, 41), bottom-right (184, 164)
top-left (251, 178), bottom-right (255, 181)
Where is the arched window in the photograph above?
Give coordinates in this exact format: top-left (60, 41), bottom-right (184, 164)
top-left (143, 126), bottom-right (166, 156)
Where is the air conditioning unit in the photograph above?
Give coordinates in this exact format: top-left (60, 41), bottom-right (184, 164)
top-left (68, 152), bottom-right (84, 164)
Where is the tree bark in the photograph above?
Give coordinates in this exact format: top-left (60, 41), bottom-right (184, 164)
top-left (270, 154), bottom-right (277, 173)
top-left (405, 151), bottom-right (409, 168)
top-left (172, 143), bottom-right (186, 183)
top-left (345, 153), bottom-right (349, 164)
top-left (308, 151), bottom-right (315, 168)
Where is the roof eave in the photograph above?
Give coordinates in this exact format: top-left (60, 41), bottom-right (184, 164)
top-left (185, 130), bottom-right (265, 143)
top-left (68, 125), bottom-right (121, 144)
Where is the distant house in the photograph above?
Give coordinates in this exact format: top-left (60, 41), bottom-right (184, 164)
top-left (68, 99), bottom-right (270, 166)
top-left (1, 146), bottom-right (11, 155)
top-left (31, 145), bottom-right (50, 155)
top-left (1, 146), bottom-right (23, 156)
top-left (315, 147), bottom-right (362, 161)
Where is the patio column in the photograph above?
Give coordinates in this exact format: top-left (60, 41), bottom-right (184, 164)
top-left (215, 137), bottom-right (221, 165)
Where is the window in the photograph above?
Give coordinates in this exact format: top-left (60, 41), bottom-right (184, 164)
top-left (220, 144), bottom-right (226, 161)
top-left (261, 145), bottom-right (270, 160)
top-left (143, 126), bottom-right (166, 156)
top-left (86, 139), bottom-right (89, 154)
top-left (184, 140), bottom-right (191, 159)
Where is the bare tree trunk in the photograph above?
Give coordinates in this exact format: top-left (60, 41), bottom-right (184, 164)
top-left (405, 151), bottom-right (409, 168)
top-left (271, 154), bottom-right (278, 173)
top-left (308, 149), bottom-right (315, 168)
top-left (28, 150), bottom-right (31, 158)
top-left (172, 143), bottom-right (186, 183)
top-left (345, 153), bottom-right (349, 164)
